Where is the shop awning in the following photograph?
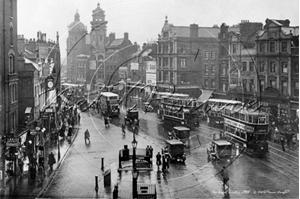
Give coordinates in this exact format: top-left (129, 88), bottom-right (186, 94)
top-left (25, 107), bottom-right (32, 114)
top-left (197, 90), bottom-right (214, 103)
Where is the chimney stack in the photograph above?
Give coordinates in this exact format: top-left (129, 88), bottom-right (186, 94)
top-left (124, 32), bottom-right (129, 40)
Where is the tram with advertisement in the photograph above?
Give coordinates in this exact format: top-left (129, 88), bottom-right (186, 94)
top-left (159, 93), bottom-right (199, 129)
top-left (222, 104), bottom-right (269, 156)
top-left (98, 92), bottom-right (120, 117)
top-left (204, 99), bottom-right (243, 128)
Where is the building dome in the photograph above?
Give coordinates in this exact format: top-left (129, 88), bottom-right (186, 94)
top-left (68, 10), bottom-right (86, 32)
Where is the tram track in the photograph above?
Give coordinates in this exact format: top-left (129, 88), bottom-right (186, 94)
top-left (268, 145), bottom-right (299, 166)
top-left (260, 155), bottom-right (299, 183)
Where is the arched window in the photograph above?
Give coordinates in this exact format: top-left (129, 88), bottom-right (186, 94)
top-left (9, 54), bottom-right (15, 73)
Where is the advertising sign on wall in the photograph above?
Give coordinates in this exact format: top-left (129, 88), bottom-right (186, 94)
top-left (146, 61), bottom-right (156, 73)
top-left (146, 73), bottom-right (156, 86)
top-left (130, 63), bottom-right (139, 70)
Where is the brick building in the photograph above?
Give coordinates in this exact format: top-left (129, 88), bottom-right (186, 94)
top-left (156, 17), bottom-right (219, 98)
top-left (0, 0), bottom-right (19, 185)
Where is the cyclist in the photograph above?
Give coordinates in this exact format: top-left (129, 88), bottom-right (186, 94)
top-left (84, 129), bottom-right (90, 141)
top-left (221, 166), bottom-right (229, 187)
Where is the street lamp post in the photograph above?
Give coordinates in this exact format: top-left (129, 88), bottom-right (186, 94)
top-left (132, 132), bottom-right (138, 199)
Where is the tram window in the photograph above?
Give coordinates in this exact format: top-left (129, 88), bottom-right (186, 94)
top-left (241, 132), bottom-right (246, 139)
top-left (240, 113), bottom-right (245, 121)
top-left (234, 112), bottom-right (239, 118)
top-left (248, 115), bottom-right (253, 123)
top-left (225, 109), bottom-right (230, 116)
top-left (253, 116), bottom-right (258, 123)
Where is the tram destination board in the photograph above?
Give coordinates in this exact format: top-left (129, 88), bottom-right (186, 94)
top-left (6, 137), bottom-right (21, 147)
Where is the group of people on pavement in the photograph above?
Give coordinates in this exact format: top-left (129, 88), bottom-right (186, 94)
top-left (272, 125), bottom-right (298, 151)
top-left (156, 148), bottom-right (171, 172)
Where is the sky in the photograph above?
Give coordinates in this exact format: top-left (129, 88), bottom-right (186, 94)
top-left (18, 0), bottom-right (299, 61)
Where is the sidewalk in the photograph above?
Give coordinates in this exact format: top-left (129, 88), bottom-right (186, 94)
top-left (96, 159), bottom-right (173, 199)
top-left (2, 126), bottom-right (79, 199)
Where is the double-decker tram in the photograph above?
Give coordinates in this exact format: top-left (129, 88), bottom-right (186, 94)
top-left (98, 92), bottom-right (120, 117)
top-left (204, 99), bottom-right (242, 128)
top-left (160, 93), bottom-right (199, 129)
top-left (222, 105), bottom-right (269, 156)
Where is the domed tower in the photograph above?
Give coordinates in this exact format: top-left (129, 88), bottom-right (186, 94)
top-left (66, 10), bottom-right (88, 83)
top-left (90, 3), bottom-right (107, 54)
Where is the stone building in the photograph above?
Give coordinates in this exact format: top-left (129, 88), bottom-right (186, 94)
top-left (157, 17), bottom-right (219, 98)
top-left (256, 19), bottom-right (299, 123)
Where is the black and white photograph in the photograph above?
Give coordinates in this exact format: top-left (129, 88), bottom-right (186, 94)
top-left (0, 0), bottom-right (299, 198)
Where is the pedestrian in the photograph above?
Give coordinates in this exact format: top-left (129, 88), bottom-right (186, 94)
top-left (165, 154), bottom-right (170, 170)
top-left (48, 152), bottom-right (56, 170)
top-left (149, 146), bottom-right (153, 157)
top-left (30, 164), bottom-right (36, 181)
top-left (292, 135), bottom-right (297, 150)
top-left (67, 126), bottom-right (72, 140)
top-left (274, 127), bottom-right (279, 143)
top-left (78, 113), bottom-right (81, 124)
top-left (146, 146), bottom-right (150, 156)
top-left (18, 159), bottom-right (24, 175)
top-left (104, 117), bottom-right (109, 127)
top-left (280, 136), bottom-right (285, 152)
top-left (156, 152), bottom-right (162, 170)
top-left (37, 164), bottom-right (44, 183)
top-left (287, 131), bottom-right (293, 148)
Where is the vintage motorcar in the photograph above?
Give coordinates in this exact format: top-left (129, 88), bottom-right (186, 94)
top-left (207, 140), bottom-right (232, 162)
top-left (124, 109), bottom-right (139, 126)
top-left (171, 126), bottom-right (190, 145)
top-left (164, 139), bottom-right (186, 163)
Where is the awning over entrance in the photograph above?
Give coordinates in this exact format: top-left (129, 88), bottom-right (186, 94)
top-left (25, 107), bottom-right (32, 114)
top-left (197, 90), bottom-right (214, 103)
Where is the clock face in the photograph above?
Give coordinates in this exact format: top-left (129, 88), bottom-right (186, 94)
top-left (48, 81), bottom-right (54, 88)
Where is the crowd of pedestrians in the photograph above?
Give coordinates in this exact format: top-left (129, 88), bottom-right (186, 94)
top-left (270, 123), bottom-right (298, 151)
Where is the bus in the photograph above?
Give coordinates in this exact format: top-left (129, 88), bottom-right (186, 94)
top-left (159, 93), bottom-right (199, 129)
top-left (222, 104), bottom-right (269, 156)
top-left (98, 92), bottom-right (120, 117)
top-left (204, 99), bottom-right (243, 128)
